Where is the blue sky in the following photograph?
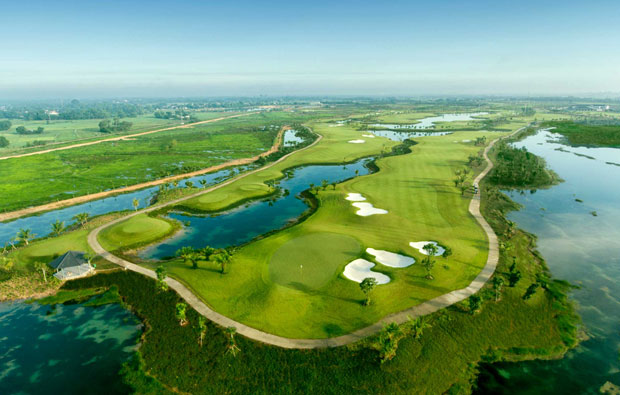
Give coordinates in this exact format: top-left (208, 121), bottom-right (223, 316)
top-left (2, 0), bottom-right (619, 98)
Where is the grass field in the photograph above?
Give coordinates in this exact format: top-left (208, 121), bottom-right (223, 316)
top-left (108, 119), bottom-right (511, 338)
top-left (0, 112), bottom-right (290, 212)
top-left (0, 111), bottom-right (236, 153)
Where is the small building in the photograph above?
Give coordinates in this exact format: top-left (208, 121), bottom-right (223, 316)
top-left (49, 251), bottom-right (93, 281)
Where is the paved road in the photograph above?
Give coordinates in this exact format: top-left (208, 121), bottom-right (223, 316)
top-left (88, 127), bottom-right (524, 349)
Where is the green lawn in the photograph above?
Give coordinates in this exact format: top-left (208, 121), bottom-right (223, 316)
top-left (124, 121), bottom-right (511, 338)
top-left (98, 214), bottom-right (176, 252)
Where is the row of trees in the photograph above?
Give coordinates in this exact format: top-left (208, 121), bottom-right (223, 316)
top-left (175, 245), bottom-right (233, 273)
top-left (0, 100), bottom-right (145, 121)
top-left (15, 126), bottom-right (44, 135)
top-left (98, 118), bottom-right (132, 133)
top-left (489, 142), bottom-right (554, 187)
top-left (453, 167), bottom-right (471, 195)
top-left (0, 120), bottom-right (11, 130)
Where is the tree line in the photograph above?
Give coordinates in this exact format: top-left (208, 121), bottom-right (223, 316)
top-left (489, 142), bottom-right (554, 187)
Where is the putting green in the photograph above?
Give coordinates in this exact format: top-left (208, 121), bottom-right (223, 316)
top-left (269, 233), bottom-right (361, 290)
top-left (98, 214), bottom-right (174, 251)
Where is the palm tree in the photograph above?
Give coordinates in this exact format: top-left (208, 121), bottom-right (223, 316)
top-left (468, 295), bottom-right (482, 314)
top-left (72, 212), bottom-right (90, 228)
top-left (16, 228), bottom-right (35, 245)
top-left (198, 316), bottom-right (207, 347)
top-left (176, 246), bottom-right (197, 269)
top-left (185, 181), bottom-right (194, 188)
top-left (175, 302), bottom-right (187, 325)
top-left (225, 327), bottom-right (241, 357)
top-left (156, 265), bottom-right (168, 291)
top-left (199, 179), bottom-right (207, 188)
top-left (359, 277), bottom-right (378, 306)
top-left (377, 322), bottom-right (402, 363)
top-left (132, 198), bottom-right (140, 211)
top-left (493, 276), bottom-right (505, 301)
top-left (212, 249), bottom-right (232, 274)
top-left (33, 261), bottom-right (49, 282)
top-left (51, 220), bottom-right (65, 236)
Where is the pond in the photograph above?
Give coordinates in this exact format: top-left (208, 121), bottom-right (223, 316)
top-left (140, 157), bottom-right (374, 260)
top-left (282, 129), bottom-right (305, 147)
top-left (0, 300), bottom-right (141, 394)
top-left (369, 130), bottom-right (453, 141)
top-left (0, 165), bottom-right (254, 247)
top-left (475, 129), bottom-right (620, 393)
top-left (369, 112), bottom-right (488, 130)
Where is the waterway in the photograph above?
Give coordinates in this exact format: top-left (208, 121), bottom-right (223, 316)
top-left (475, 129), bottom-right (620, 393)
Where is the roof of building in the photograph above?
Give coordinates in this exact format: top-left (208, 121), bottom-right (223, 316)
top-left (48, 251), bottom-right (87, 270)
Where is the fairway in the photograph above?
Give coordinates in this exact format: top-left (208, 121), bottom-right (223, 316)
top-left (269, 232), bottom-right (361, 290)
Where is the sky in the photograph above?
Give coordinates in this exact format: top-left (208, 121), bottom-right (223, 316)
top-left (1, 0), bottom-right (620, 99)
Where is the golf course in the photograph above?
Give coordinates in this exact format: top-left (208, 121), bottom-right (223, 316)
top-left (93, 117), bottom-right (509, 338)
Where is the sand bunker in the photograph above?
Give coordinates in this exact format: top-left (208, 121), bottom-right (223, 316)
top-left (366, 248), bottom-right (415, 268)
top-left (362, 134), bottom-right (376, 138)
top-left (343, 259), bottom-right (390, 284)
top-left (345, 193), bottom-right (366, 202)
top-left (352, 202), bottom-right (388, 216)
top-left (348, 139), bottom-right (366, 144)
top-left (409, 241), bottom-right (445, 256)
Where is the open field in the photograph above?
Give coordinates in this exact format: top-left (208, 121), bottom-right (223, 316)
top-left (0, 111), bottom-right (236, 153)
top-left (0, 113), bottom-right (287, 212)
top-left (107, 119), bottom-right (510, 338)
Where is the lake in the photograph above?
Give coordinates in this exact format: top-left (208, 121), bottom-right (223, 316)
top-left (0, 300), bottom-right (141, 394)
top-left (475, 129), bottom-right (620, 393)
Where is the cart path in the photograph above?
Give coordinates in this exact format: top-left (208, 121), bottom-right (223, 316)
top-left (88, 127), bottom-right (524, 349)
top-left (0, 120), bottom-right (281, 223)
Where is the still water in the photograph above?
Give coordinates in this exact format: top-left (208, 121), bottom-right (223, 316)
top-left (370, 112), bottom-right (488, 130)
top-left (140, 157), bottom-right (374, 259)
top-left (475, 130), bottom-right (620, 393)
top-left (0, 301), bottom-right (141, 394)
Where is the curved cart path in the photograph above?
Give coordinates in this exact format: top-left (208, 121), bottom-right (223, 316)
top-left (88, 127), bottom-right (525, 349)
top-left (0, 115), bottom-right (277, 223)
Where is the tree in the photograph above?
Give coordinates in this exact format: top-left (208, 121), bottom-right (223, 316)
top-left (492, 276), bottom-right (505, 302)
top-left (16, 228), bottom-right (35, 245)
top-left (460, 184), bottom-right (469, 196)
top-left (155, 265), bottom-right (168, 291)
top-left (176, 302), bottom-right (187, 325)
top-left (72, 212), bottom-right (90, 228)
top-left (199, 179), bottom-right (207, 188)
top-left (16, 126), bottom-right (27, 134)
top-left (422, 243), bottom-right (438, 279)
top-left (33, 261), bottom-right (49, 282)
top-left (200, 246), bottom-right (215, 260)
top-left (132, 198), bottom-right (140, 211)
top-left (211, 249), bottom-right (231, 274)
top-left (359, 277), bottom-right (378, 305)
top-left (409, 316), bottom-right (430, 339)
top-left (523, 283), bottom-right (540, 300)
top-left (468, 294), bottom-right (482, 314)
top-left (176, 246), bottom-right (198, 269)
top-left (98, 119), bottom-right (112, 133)
top-left (423, 243), bottom-right (438, 257)
top-left (331, 182), bottom-right (337, 190)
top-left (377, 322), bottom-right (402, 363)
top-left (321, 179), bottom-right (329, 190)
top-left (51, 220), bottom-right (65, 236)
top-left (0, 120), bottom-right (11, 131)
top-left (0, 136), bottom-right (8, 148)
top-left (507, 270), bottom-right (522, 287)
top-left (225, 327), bottom-right (241, 356)
top-left (185, 181), bottom-right (194, 188)
top-left (198, 316), bottom-right (207, 347)
top-left (442, 246), bottom-right (452, 259)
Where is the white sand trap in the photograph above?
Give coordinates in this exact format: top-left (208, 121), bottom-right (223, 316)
top-left (348, 139), bottom-right (366, 144)
top-left (343, 259), bottom-right (391, 284)
top-left (366, 248), bottom-right (415, 268)
top-left (345, 193), bottom-right (366, 202)
top-left (409, 241), bottom-right (445, 256)
top-left (352, 202), bottom-right (388, 216)
top-left (362, 134), bottom-right (375, 138)
top-left (462, 139), bottom-right (472, 143)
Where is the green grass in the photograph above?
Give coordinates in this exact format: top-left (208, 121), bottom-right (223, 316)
top-left (0, 112), bottom-right (289, 212)
top-left (543, 120), bottom-right (620, 147)
top-left (98, 214), bottom-right (176, 252)
top-left (0, 112), bottom-right (236, 153)
top-left (127, 121), bottom-right (511, 338)
top-left (269, 232), bottom-right (362, 290)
